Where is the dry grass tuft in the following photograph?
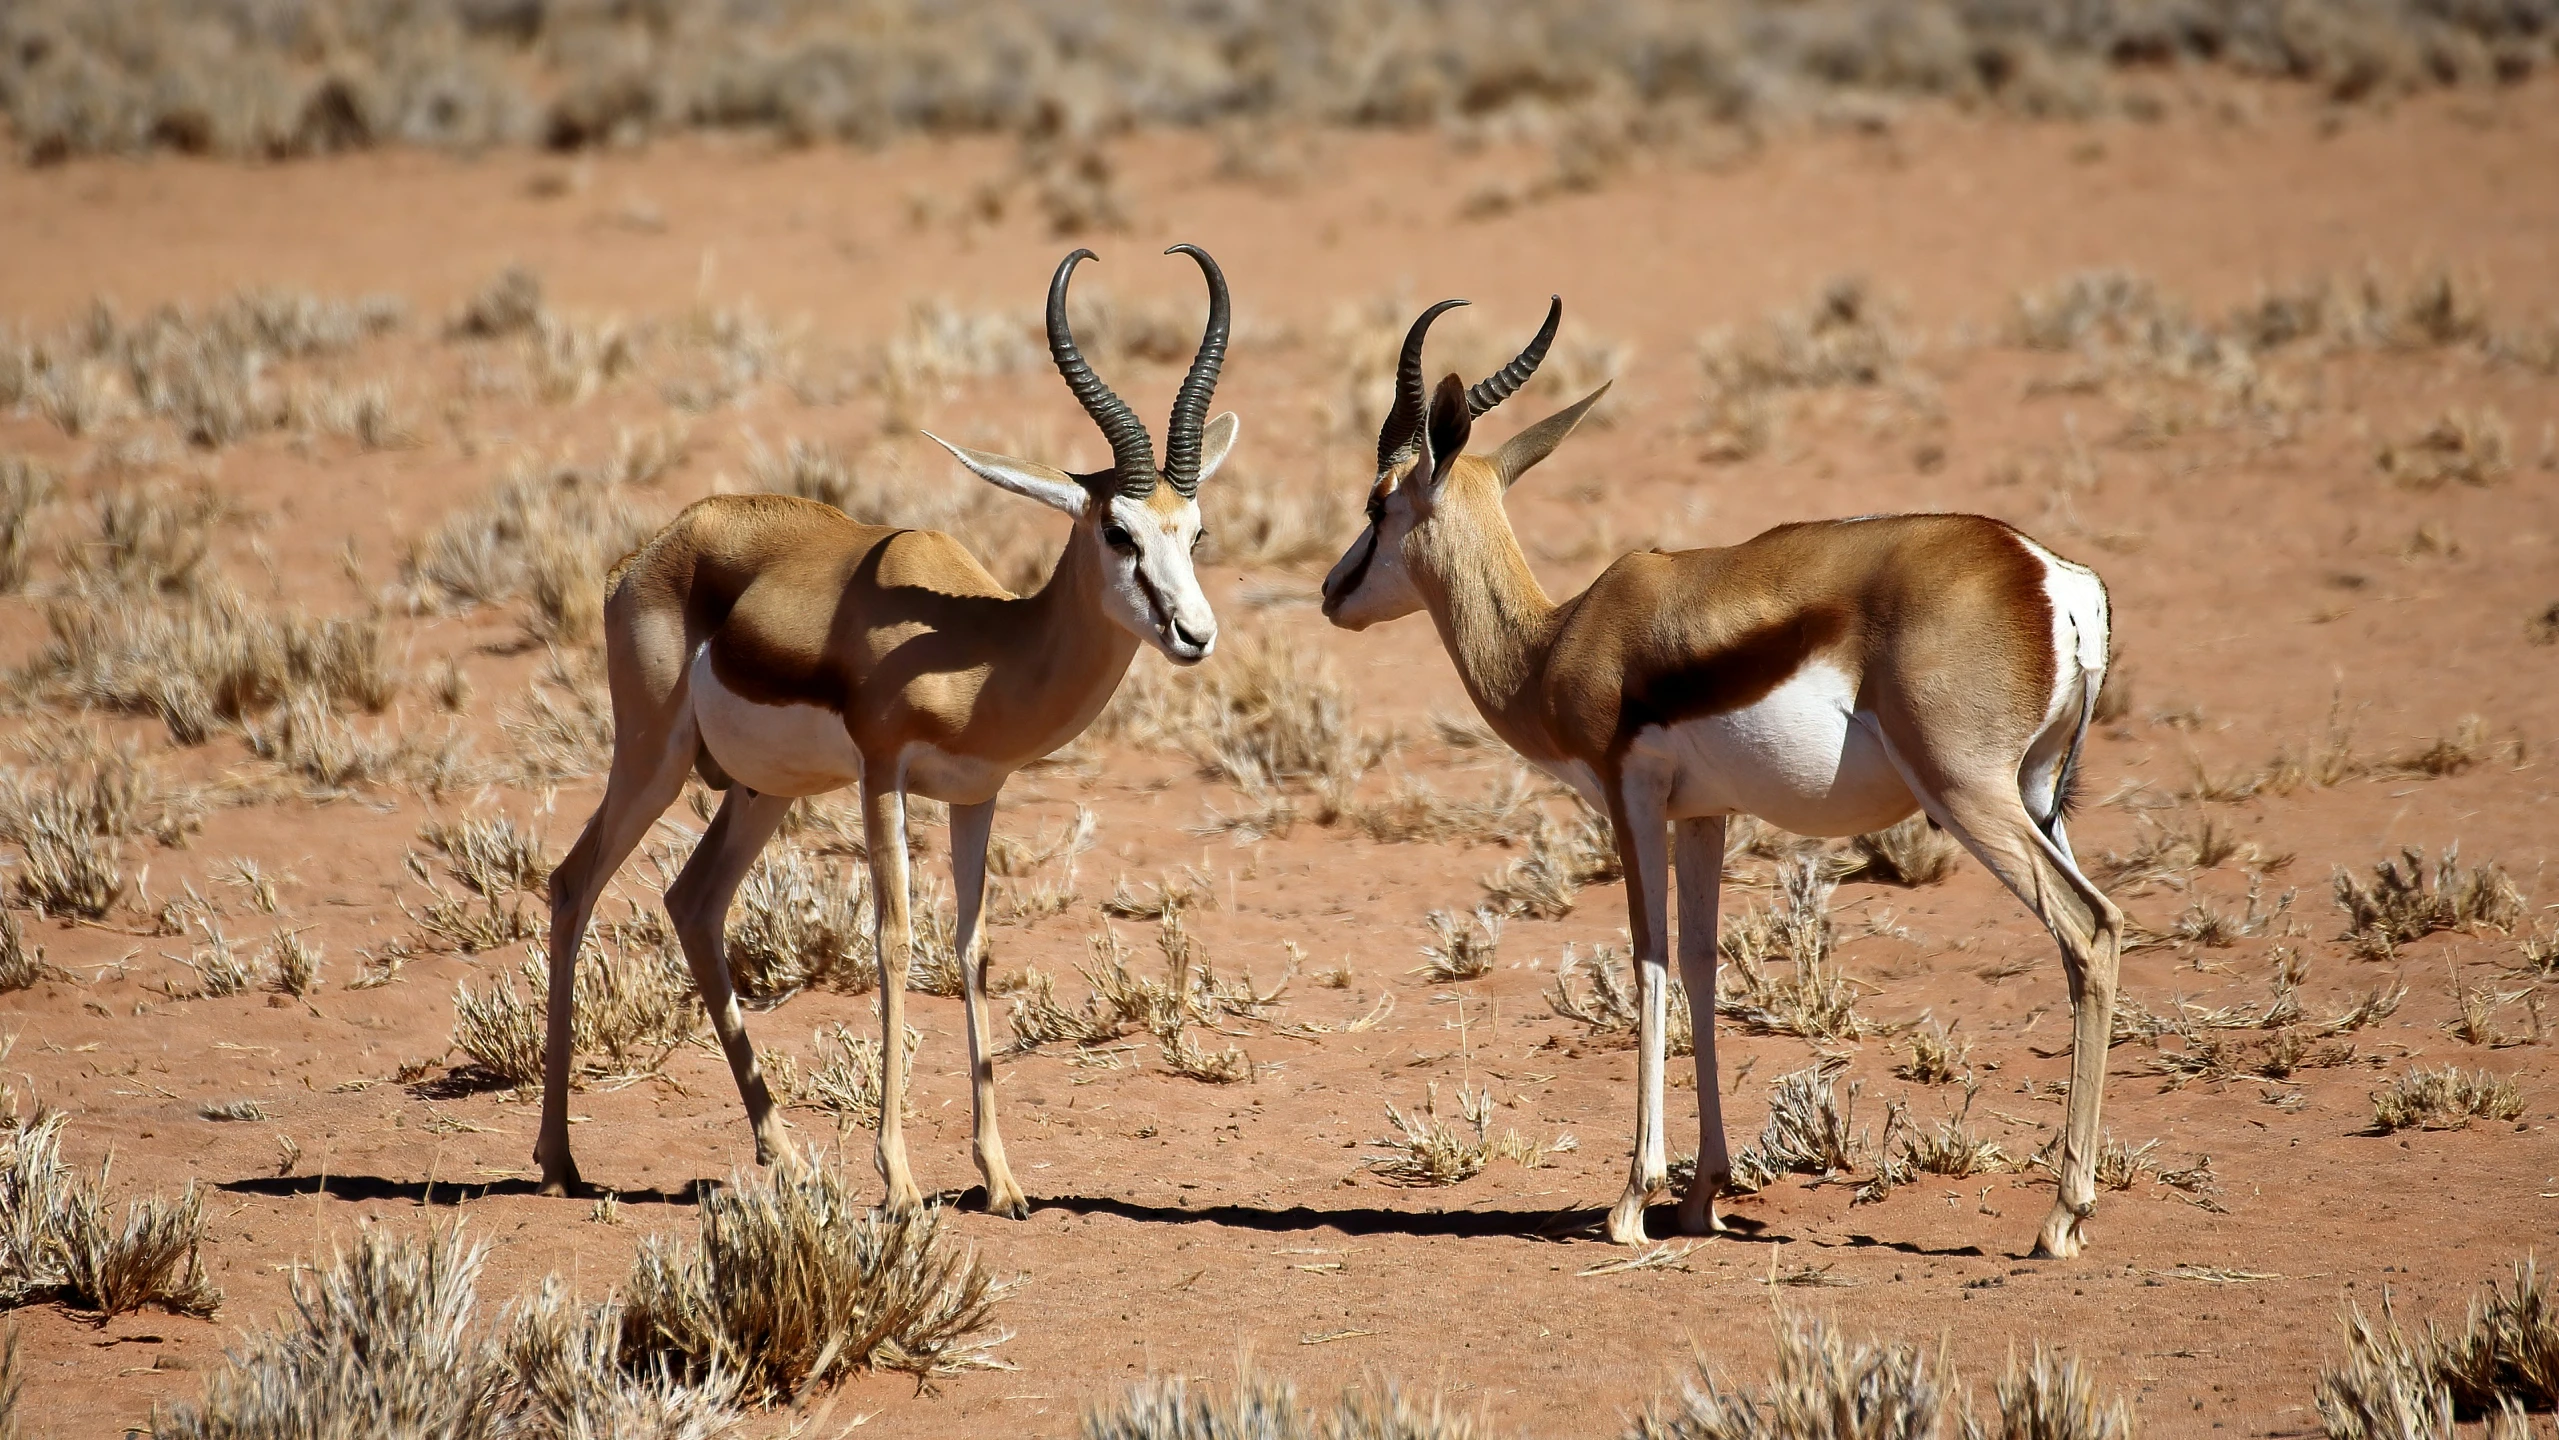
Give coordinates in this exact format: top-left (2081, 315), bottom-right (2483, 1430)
top-left (0, 455), bottom-right (57, 595)
top-left (1083, 1366), bottom-right (1475, 1440)
top-left (262, 928), bottom-right (321, 997)
top-left (1973, 1344), bottom-right (2138, 1440)
top-left (1480, 804), bottom-right (1620, 918)
top-left (2317, 1261), bottom-right (2559, 1436)
top-left (1895, 1021), bottom-right (1972, 1086)
top-left (1835, 816), bottom-right (1962, 887)
top-left (1365, 1084), bottom-right (1570, 1187)
top-left (30, 583), bottom-right (397, 746)
top-left (2370, 1066), bottom-right (2525, 1133)
top-left (724, 840), bottom-right (874, 1000)
top-left (621, 1165), bottom-right (1011, 1395)
top-left (1728, 1062), bottom-right (1862, 1194)
top-left (399, 447), bottom-right (661, 648)
top-left (2, 1112), bottom-right (218, 1320)
top-left (1415, 908), bottom-right (1502, 982)
top-left (1106, 636), bottom-right (1378, 830)
top-left (1717, 860), bottom-right (1867, 1041)
top-left (1546, 944), bottom-right (1694, 1057)
top-left (449, 920), bottom-right (699, 1091)
top-left (1632, 1314), bottom-right (1944, 1440)
top-left (0, 911), bottom-right (47, 992)
top-left (154, 1222), bottom-right (741, 1440)
top-left (2376, 409), bottom-right (2512, 489)
top-left (2334, 846), bottom-right (2525, 958)
top-left (798, 1022), bottom-right (918, 1131)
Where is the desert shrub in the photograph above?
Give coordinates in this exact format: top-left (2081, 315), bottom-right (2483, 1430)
top-left (1632, 1315), bottom-right (1945, 1440)
top-left (1085, 1368), bottom-right (1474, 1440)
top-left (1547, 943), bottom-right (1695, 1057)
top-left (1727, 1061), bottom-right (1862, 1193)
top-left (1, 1112), bottom-right (219, 1319)
top-left (0, 911), bottom-right (46, 993)
top-left (1102, 633), bottom-right (1374, 803)
top-left (723, 840), bottom-right (874, 999)
top-left (2370, 1066), bottom-right (2525, 1133)
top-left (2317, 1261), bottom-right (2558, 1436)
top-left (1717, 860), bottom-right (1866, 1041)
top-left (797, 1023), bottom-right (918, 1130)
top-left (0, 456), bottom-right (56, 593)
top-left (154, 1223), bottom-right (741, 1440)
top-left (1481, 804), bottom-right (1620, 918)
top-left (620, 1166), bottom-right (1010, 1396)
top-left (399, 450), bottom-right (661, 645)
top-left (29, 584), bottom-right (396, 744)
top-left (1836, 816), bottom-right (1961, 887)
top-left (2375, 410), bottom-right (2512, 489)
top-left (1415, 908), bottom-right (1501, 982)
top-left (450, 926), bottom-right (699, 1090)
top-left (1364, 1084), bottom-right (1569, 1186)
top-left (1970, 1345), bottom-right (2138, 1440)
top-left (2334, 846), bottom-right (2524, 959)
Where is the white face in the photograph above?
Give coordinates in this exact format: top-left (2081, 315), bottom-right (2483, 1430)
top-left (1320, 461), bottom-right (1427, 631)
top-left (1094, 490), bottom-right (1217, 664)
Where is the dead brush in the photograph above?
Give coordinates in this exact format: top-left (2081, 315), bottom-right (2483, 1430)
top-left (1833, 815), bottom-right (1962, 887)
top-left (1972, 1344), bottom-right (2139, 1440)
top-left (2168, 876), bottom-right (2295, 948)
top-left (2, 1113), bottom-right (219, 1319)
top-left (1415, 908), bottom-right (1502, 982)
top-left (153, 1222), bottom-right (740, 1440)
top-left (799, 1021), bottom-right (919, 1130)
top-left (1895, 1020), bottom-right (1971, 1085)
top-left (0, 725), bottom-right (200, 850)
top-left (5, 807), bottom-right (124, 919)
top-left (32, 583), bottom-right (397, 745)
top-left (1365, 1083), bottom-right (1567, 1186)
top-left (244, 689), bottom-right (418, 790)
top-left (448, 266), bottom-right (546, 340)
top-left (1717, 860), bottom-right (1868, 1041)
top-left (262, 928), bottom-right (321, 997)
top-left (420, 813), bottom-right (551, 899)
top-left (2373, 715), bottom-right (2492, 779)
top-left (2369, 1065), bottom-right (2525, 1133)
top-left (1083, 1365), bottom-right (1477, 1440)
top-left (0, 455), bottom-right (57, 593)
top-left (2316, 1261), bottom-right (2559, 1436)
top-left (2376, 409), bottom-right (2512, 489)
top-left (620, 1163), bottom-right (1011, 1394)
top-left (1547, 944), bottom-right (1695, 1057)
top-left (403, 850), bottom-right (542, 955)
top-left (1345, 766), bottom-right (1545, 846)
top-left (1480, 804), bottom-right (1620, 919)
top-left (723, 839), bottom-right (874, 999)
top-left (2090, 809), bottom-right (2260, 890)
top-left (1204, 456), bottom-right (1357, 568)
top-left (0, 909), bottom-right (49, 992)
top-left (449, 925), bottom-right (700, 1090)
top-left (1727, 1061), bottom-right (1862, 1194)
top-left (398, 448), bottom-right (660, 644)
top-left (64, 481), bottom-right (223, 596)
top-left (2333, 845), bottom-right (2525, 958)
top-left (1631, 1313), bottom-right (1945, 1440)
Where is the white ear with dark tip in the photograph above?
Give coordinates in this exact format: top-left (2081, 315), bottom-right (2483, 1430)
top-left (923, 432), bottom-right (1090, 517)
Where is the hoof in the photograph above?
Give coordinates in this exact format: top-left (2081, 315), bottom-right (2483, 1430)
top-left (982, 1184), bottom-right (1030, 1220)
top-left (757, 1135), bottom-right (804, 1176)
top-left (881, 1179), bottom-right (926, 1217)
top-left (537, 1164), bottom-right (584, 1199)
top-left (1606, 1193), bottom-right (1652, 1246)
top-left (1675, 1197), bottom-right (1729, 1237)
top-left (2031, 1203), bottom-right (2092, 1259)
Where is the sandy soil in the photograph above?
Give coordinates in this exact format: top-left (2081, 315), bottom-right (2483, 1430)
top-left (2, 83), bottom-right (2556, 1438)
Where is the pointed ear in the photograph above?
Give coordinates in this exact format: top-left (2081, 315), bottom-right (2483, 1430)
top-left (922, 431), bottom-right (1089, 517)
top-left (1194, 411), bottom-right (1240, 484)
top-left (1425, 373), bottom-right (1470, 487)
top-left (1493, 381), bottom-right (1611, 488)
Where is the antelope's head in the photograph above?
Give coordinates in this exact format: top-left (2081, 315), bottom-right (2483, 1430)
top-left (1320, 297), bottom-right (1609, 631)
top-left (928, 246), bottom-right (1236, 665)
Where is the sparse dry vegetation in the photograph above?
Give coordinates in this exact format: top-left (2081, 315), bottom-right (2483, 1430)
top-left (2369, 1065), bottom-right (2525, 1133)
top-left (1, 1111), bottom-right (219, 1320)
top-left (2334, 846), bottom-right (2525, 959)
top-left (2316, 1260), bottom-right (2559, 1436)
top-left (1365, 1084), bottom-right (1571, 1187)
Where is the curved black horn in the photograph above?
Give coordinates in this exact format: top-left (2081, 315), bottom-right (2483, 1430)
top-left (1160, 243), bottom-right (1230, 498)
top-left (1379, 298), bottom-right (1468, 470)
top-left (1464, 295), bottom-right (1561, 417)
top-left (1046, 249), bottom-right (1157, 494)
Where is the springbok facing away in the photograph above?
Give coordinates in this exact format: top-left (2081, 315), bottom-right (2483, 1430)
top-left (1320, 300), bottom-right (2123, 1258)
top-left (536, 246), bottom-right (1238, 1217)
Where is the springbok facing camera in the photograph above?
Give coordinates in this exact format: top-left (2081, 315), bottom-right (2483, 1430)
top-left (1321, 299), bottom-right (2123, 1257)
top-left (536, 246), bottom-right (1238, 1217)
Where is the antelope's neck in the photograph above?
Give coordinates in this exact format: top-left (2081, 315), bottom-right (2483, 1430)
top-left (983, 537), bottom-right (1143, 761)
top-left (1412, 483), bottom-right (1563, 760)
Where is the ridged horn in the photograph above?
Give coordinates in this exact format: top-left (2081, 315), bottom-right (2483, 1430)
top-left (1464, 295), bottom-right (1561, 416)
top-left (1378, 298), bottom-right (1468, 469)
top-left (1046, 248), bottom-right (1157, 495)
top-left (1160, 243), bottom-right (1230, 498)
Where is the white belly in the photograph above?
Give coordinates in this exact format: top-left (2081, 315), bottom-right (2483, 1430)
top-left (688, 650), bottom-right (863, 798)
top-left (1631, 660), bottom-right (1915, 836)
top-left (898, 741), bottom-right (1011, 806)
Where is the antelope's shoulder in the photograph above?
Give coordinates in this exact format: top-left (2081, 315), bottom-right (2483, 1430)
top-left (869, 525), bottom-right (1015, 601)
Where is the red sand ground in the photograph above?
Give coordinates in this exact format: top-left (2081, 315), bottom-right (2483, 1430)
top-left (1, 83), bottom-right (2555, 1437)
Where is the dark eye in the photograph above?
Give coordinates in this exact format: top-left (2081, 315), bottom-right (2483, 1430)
top-left (1365, 496), bottom-right (1386, 524)
top-left (1101, 524), bottom-right (1136, 553)
top-left (1191, 529), bottom-right (1208, 551)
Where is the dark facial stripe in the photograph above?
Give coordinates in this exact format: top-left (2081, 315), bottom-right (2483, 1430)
top-left (1324, 528), bottom-right (1380, 616)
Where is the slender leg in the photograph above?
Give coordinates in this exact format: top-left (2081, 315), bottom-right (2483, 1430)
top-left (663, 786), bottom-right (799, 1173)
top-left (947, 799), bottom-right (1027, 1217)
top-left (536, 719), bottom-right (695, 1196)
top-left (1673, 815), bottom-right (1731, 1236)
top-left (863, 776), bottom-right (925, 1214)
top-left (1884, 751), bottom-right (2124, 1259)
top-left (1605, 772), bottom-right (1675, 1246)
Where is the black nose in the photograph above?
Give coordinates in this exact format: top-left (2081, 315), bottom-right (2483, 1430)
top-left (1171, 618), bottom-right (1212, 650)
